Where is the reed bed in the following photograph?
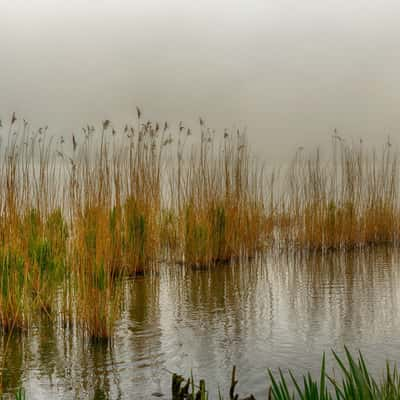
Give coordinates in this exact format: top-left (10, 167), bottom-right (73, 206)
top-left (0, 112), bottom-right (268, 341)
top-left (169, 124), bottom-right (270, 266)
top-left (1, 112), bottom-right (400, 342)
top-left (278, 138), bottom-right (400, 251)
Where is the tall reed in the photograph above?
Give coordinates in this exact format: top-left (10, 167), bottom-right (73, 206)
top-left (3, 112), bottom-right (400, 339)
top-left (168, 121), bottom-right (270, 266)
top-left (278, 139), bottom-right (400, 251)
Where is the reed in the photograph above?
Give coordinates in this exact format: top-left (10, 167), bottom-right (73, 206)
top-left (278, 139), bottom-right (400, 251)
top-left (0, 249), bottom-right (29, 332)
top-left (170, 122), bottom-right (270, 266)
top-left (0, 205), bottom-right (68, 332)
top-left (66, 114), bottom-right (164, 338)
top-left (3, 112), bottom-right (400, 339)
top-left (70, 203), bottom-right (122, 340)
top-left (74, 262), bottom-right (122, 342)
top-left (68, 115), bottom-right (162, 275)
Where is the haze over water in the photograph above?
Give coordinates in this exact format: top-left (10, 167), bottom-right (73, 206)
top-left (2, 0), bottom-right (400, 160)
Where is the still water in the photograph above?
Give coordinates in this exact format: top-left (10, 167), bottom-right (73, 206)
top-left (3, 249), bottom-right (400, 399)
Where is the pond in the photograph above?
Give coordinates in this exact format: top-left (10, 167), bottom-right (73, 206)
top-left (2, 249), bottom-right (400, 399)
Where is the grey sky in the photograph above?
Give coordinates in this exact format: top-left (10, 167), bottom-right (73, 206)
top-left (1, 0), bottom-right (400, 160)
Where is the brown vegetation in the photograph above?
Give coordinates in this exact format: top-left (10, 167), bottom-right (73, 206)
top-left (0, 112), bottom-right (399, 341)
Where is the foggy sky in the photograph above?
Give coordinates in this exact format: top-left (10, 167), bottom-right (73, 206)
top-left (2, 0), bottom-right (400, 160)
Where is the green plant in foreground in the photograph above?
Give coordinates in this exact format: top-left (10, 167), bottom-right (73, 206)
top-left (268, 347), bottom-right (400, 400)
top-left (174, 348), bottom-right (400, 400)
top-left (14, 387), bottom-right (25, 400)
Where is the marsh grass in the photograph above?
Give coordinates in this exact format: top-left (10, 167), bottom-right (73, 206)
top-left (0, 206), bottom-right (68, 332)
top-left (172, 126), bottom-right (269, 266)
top-left (2, 112), bottom-right (400, 340)
top-left (0, 250), bottom-right (28, 332)
top-left (75, 265), bottom-right (122, 342)
top-left (279, 139), bottom-right (400, 251)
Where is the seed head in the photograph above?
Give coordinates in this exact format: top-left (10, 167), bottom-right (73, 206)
top-left (72, 134), bottom-right (77, 151)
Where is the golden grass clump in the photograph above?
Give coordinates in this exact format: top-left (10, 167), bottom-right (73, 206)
top-left (0, 207), bottom-right (68, 332)
top-left (3, 111), bottom-right (400, 340)
top-left (0, 250), bottom-right (29, 332)
top-left (74, 261), bottom-right (122, 342)
top-left (278, 138), bottom-right (400, 251)
top-left (170, 124), bottom-right (270, 266)
top-left (0, 125), bottom-right (69, 331)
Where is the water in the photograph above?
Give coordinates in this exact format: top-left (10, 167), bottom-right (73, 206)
top-left (2, 249), bottom-right (400, 399)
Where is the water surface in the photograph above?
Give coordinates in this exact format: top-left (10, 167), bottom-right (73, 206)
top-left (3, 249), bottom-right (400, 399)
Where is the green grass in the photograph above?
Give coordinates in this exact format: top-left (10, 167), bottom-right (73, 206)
top-left (173, 348), bottom-right (400, 400)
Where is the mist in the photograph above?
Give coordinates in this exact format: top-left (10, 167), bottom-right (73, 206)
top-left (2, 0), bottom-right (400, 160)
